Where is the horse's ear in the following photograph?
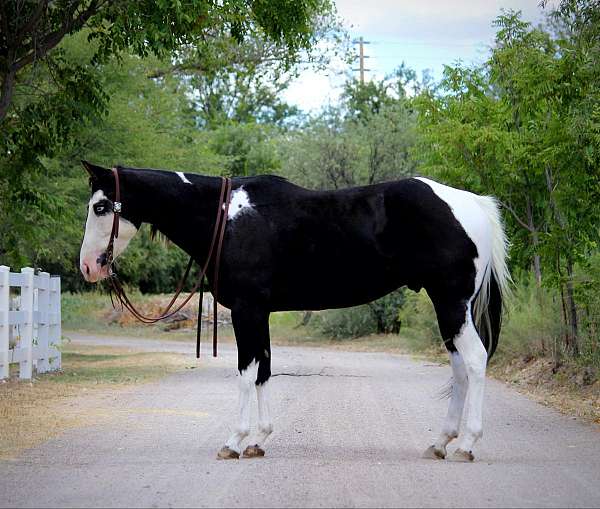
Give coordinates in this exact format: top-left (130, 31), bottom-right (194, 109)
top-left (81, 160), bottom-right (109, 181)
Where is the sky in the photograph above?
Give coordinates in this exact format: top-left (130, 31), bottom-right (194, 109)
top-left (283, 0), bottom-right (558, 112)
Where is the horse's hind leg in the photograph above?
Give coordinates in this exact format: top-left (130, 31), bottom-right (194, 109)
top-left (423, 351), bottom-right (468, 460)
top-left (424, 295), bottom-right (488, 462)
top-left (449, 314), bottom-right (487, 461)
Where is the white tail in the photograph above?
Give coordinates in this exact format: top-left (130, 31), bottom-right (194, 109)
top-left (471, 195), bottom-right (512, 356)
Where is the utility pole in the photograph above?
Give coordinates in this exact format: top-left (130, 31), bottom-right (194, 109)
top-left (352, 36), bottom-right (370, 84)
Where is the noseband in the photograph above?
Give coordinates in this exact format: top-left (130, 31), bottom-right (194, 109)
top-left (105, 167), bottom-right (232, 358)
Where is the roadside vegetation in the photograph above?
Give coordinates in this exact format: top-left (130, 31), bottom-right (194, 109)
top-left (1, 1), bottom-right (598, 417)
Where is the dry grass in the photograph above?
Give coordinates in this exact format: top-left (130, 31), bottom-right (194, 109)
top-left (489, 357), bottom-right (600, 424)
top-left (0, 344), bottom-right (191, 460)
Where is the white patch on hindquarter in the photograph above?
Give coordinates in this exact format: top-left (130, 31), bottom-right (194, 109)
top-left (176, 172), bottom-right (192, 184)
top-left (415, 177), bottom-right (491, 292)
top-left (227, 187), bottom-right (254, 220)
top-left (80, 190), bottom-right (138, 269)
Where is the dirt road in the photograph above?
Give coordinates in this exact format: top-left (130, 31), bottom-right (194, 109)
top-left (1, 333), bottom-right (599, 508)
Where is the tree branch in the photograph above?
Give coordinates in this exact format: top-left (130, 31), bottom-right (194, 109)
top-left (498, 199), bottom-right (534, 232)
top-left (13, 0), bottom-right (102, 72)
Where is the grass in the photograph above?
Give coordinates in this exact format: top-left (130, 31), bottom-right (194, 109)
top-left (0, 343), bottom-right (191, 460)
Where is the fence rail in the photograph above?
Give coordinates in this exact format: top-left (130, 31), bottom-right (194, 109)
top-left (0, 266), bottom-right (61, 380)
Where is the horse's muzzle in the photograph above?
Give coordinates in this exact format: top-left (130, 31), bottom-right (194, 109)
top-left (97, 252), bottom-right (108, 267)
top-left (80, 253), bottom-right (109, 283)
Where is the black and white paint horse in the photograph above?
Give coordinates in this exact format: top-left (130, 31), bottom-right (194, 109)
top-left (79, 162), bottom-right (510, 462)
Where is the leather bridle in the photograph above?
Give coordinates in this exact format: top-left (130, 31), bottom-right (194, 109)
top-left (105, 167), bottom-right (232, 358)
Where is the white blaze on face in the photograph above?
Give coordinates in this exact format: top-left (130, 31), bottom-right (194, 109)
top-left (79, 190), bottom-right (138, 283)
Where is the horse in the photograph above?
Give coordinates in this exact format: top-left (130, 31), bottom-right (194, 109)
top-left (79, 161), bottom-right (510, 462)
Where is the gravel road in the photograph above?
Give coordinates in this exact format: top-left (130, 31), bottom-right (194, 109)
top-left (1, 332), bottom-right (599, 508)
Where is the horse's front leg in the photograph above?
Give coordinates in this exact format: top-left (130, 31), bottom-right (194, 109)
top-left (243, 349), bottom-right (273, 458)
top-left (217, 305), bottom-right (272, 460)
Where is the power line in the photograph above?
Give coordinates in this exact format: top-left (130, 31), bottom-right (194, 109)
top-left (369, 39), bottom-right (485, 48)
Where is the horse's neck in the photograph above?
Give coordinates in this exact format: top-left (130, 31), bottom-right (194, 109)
top-left (125, 169), bottom-right (221, 259)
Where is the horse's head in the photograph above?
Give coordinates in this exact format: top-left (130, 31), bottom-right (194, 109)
top-left (79, 161), bottom-right (140, 283)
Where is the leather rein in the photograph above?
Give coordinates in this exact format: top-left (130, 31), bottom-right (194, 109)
top-left (105, 167), bottom-right (232, 358)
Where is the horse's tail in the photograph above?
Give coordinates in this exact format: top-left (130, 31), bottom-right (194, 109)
top-left (471, 195), bottom-right (511, 361)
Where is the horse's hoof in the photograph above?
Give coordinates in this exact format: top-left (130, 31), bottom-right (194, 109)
top-left (422, 445), bottom-right (446, 460)
top-left (243, 445), bottom-right (265, 458)
top-left (448, 448), bottom-right (474, 462)
top-left (217, 446), bottom-right (240, 460)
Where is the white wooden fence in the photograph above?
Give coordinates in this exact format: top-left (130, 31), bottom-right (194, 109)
top-left (0, 266), bottom-right (61, 380)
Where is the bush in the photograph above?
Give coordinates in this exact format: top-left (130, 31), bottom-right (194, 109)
top-left (313, 288), bottom-right (405, 339)
top-left (397, 289), bottom-right (441, 352)
top-left (498, 277), bottom-right (565, 360)
top-left (575, 253), bottom-right (600, 369)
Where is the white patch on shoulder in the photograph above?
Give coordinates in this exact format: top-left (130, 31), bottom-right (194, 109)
top-left (176, 172), bottom-right (192, 184)
top-left (227, 186), bottom-right (254, 220)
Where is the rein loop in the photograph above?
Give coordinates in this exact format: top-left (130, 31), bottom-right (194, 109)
top-left (106, 167), bottom-right (232, 358)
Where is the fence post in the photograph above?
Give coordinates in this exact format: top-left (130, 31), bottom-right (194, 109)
top-left (37, 272), bottom-right (50, 373)
top-left (49, 276), bottom-right (61, 371)
top-left (0, 266), bottom-right (9, 380)
top-left (19, 267), bottom-right (35, 379)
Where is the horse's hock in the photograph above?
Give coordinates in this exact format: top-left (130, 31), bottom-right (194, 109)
top-left (0, 266), bottom-right (62, 380)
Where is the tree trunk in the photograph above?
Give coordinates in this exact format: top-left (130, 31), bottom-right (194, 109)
top-left (544, 166), bottom-right (578, 355)
top-left (525, 196), bottom-right (542, 286)
top-left (565, 257), bottom-right (579, 355)
top-left (0, 68), bottom-right (16, 123)
top-left (295, 311), bottom-right (313, 328)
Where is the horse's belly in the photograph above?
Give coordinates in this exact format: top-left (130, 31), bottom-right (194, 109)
top-left (269, 261), bottom-right (405, 311)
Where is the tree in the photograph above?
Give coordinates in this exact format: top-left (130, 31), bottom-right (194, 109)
top-left (0, 0), bottom-right (337, 271)
top-left (280, 71), bottom-right (419, 190)
top-left (0, 0), bottom-right (333, 123)
top-left (413, 6), bottom-right (600, 355)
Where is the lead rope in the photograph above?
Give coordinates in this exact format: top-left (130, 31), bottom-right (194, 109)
top-left (106, 167), bottom-right (232, 358)
top-left (211, 178), bottom-right (232, 357)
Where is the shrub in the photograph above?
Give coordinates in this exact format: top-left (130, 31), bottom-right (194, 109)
top-left (313, 288), bottom-right (405, 339)
top-left (498, 277), bottom-right (565, 360)
top-left (398, 289), bottom-right (441, 352)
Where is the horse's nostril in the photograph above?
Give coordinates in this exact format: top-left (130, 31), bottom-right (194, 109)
top-left (85, 264), bottom-right (90, 276)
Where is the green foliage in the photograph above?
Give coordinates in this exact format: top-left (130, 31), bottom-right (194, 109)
top-left (413, 5), bottom-right (600, 355)
top-left (574, 253), bottom-right (600, 368)
top-left (313, 288), bottom-right (405, 339)
top-left (208, 123), bottom-right (281, 177)
top-left (278, 71), bottom-right (419, 190)
top-left (499, 275), bottom-right (566, 360)
top-left (313, 305), bottom-right (378, 339)
top-left (397, 290), bottom-right (441, 352)
top-left (0, 0), bottom-right (339, 280)
top-left (367, 289), bottom-right (406, 334)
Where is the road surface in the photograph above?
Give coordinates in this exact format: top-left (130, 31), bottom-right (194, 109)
top-left (1, 333), bottom-right (599, 508)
